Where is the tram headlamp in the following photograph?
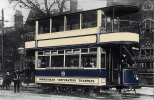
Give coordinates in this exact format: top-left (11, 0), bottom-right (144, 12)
top-left (132, 47), bottom-right (139, 51)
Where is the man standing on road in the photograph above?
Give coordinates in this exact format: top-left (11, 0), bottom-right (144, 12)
top-left (2, 72), bottom-right (11, 90)
top-left (12, 67), bottom-right (21, 93)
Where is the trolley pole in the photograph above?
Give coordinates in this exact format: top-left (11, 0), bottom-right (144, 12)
top-left (0, 9), bottom-right (4, 70)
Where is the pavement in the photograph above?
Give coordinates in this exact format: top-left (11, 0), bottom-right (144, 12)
top-left (135, 87), bottom-right (154, 96)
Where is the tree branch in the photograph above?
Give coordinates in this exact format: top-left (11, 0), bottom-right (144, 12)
top-left (10, 0), bottom-right (73, 17)
top-left (20, 0), bottom-right (46, 15)
top-left (44, 0), bottom-right (50, 16)
top-left (49, 0), bottom-right (56, 11)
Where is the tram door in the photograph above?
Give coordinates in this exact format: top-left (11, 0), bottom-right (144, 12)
top-left (106, 47), bottom-right (120, 85)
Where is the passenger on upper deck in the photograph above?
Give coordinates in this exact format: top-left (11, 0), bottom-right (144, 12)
top-left (101, 5), bottom-right (139, 33)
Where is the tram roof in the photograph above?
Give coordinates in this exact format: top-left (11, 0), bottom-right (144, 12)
top-left (27, 5), bottom-right (139, 22)
top-left (103, 5), bottom-right (139, 17)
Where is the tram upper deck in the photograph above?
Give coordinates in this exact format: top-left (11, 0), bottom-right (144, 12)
top-left (25, 5), bottom-right (139, 49)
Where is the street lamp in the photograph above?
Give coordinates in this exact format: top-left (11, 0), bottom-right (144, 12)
top-left (17, 47), bottom-right (24, 70)
top-left (0, 9), bottom-right (8, 70)
top-left (0, 9), bottom-right (4, 70)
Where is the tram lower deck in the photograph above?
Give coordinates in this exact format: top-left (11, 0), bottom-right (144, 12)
top-left (34, 44), bottom-right (139, 88)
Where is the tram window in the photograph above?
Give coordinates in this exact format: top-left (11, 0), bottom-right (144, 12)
top-left (66, 49), bottom-right (73, 54)
top-left (82, 11), bottom-right (97, 29)
top-left (52, 16), bottom-right (64, 32)
top-left (66, 14), bottom-right (80, 30)
top-left (58, 50), bottom-right (64, 54)
top-left (81, 54), bottom-right (96, 68)
top-left (65, 55), bottom-right (79, 67)
top-left (38, 51), bottom-right (43, 55)
top-left (44, 51), bottom-right (50, 55)
top-left (38, 18), bottom-right (50, 34)
top-left (89, 48), bottom-right (97, 53)
top-left (101, 54), bottom-right (106, 68)
top-left (51, 55), bottom-right (64, 67)
top-left (51, 50), bottom-right (58, 55)
top-left (73, 49), bottom-right (80, 54)
top-left (38, 56), bottom-right (50, 68)
top-left (81, 48), bottom-right (88, 53)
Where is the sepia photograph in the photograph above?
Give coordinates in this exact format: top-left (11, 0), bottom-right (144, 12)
top-left (0, 0), bottom-right (153, 100)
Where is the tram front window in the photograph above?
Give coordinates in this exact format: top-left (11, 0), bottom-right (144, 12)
top-left (38, 56), bottom-right (50, 68)
top-left (81, 54), bottom-right (96, 68)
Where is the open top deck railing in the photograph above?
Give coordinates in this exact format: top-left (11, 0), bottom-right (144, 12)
top-left (101, 20), bottom-right (139, 34)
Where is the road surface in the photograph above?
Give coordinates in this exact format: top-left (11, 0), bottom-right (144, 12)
top-left (0, 86), bottom-right (153, 100)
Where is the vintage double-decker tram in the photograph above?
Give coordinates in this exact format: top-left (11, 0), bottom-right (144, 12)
top-left (25, 5), bottom-right (140, 93)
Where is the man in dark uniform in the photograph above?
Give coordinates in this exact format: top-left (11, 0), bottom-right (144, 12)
top-left (12, 68), bottom-right (21, 93)
top-left (2, 72), bottom-right (11, 90)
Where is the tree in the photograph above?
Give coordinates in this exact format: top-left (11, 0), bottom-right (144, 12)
top-left (3, 27), bottom-right (28, 71)
top-left (9, 0), bottom-right (77, 16)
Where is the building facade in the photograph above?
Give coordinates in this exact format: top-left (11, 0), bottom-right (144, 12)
top-left (0, 10), bottom-right (24, 72)
top-left (14, 10), bottom-right (23, 30)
